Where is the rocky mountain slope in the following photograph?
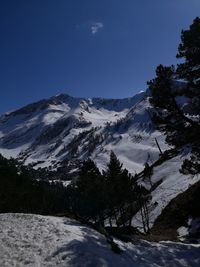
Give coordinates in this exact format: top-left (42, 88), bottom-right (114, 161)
top-left (0, 91), bottom-right (168, 174)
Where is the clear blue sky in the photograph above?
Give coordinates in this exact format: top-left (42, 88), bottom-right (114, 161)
top-left (0, 0), bottom-right (200, 114)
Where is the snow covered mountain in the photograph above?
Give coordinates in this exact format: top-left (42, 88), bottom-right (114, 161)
top-left (1, 91), bottom-right (200, 232)
top-left (0, 91), bottom-right (168, 173)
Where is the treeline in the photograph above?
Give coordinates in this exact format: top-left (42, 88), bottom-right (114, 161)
top-left (0, 154), bottom-right (68, 214)
top-left (148, 17), bottom-right (200, 174)
top-left (0, 153), bottom-right (151, 232)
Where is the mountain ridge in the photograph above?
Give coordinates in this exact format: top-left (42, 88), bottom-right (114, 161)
top-left (0, 89), bottom-right (199, 236)
top-left (0, 90), bottom-right (166, 174)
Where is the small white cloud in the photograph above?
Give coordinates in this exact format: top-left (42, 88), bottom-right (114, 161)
top-left (76, 21), bottom-right (104, 35)
top-left (90, 22), bottom-right (104, 35)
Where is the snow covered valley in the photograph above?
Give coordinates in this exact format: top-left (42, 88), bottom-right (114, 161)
top-left (0, 213), bottom-right (200, 267)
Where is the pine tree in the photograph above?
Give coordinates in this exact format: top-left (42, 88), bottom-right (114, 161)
top-left (148, 62), bottom-right (199, 148)
top-left (148, 64), bottom-right (175, 111)
top-left (148, 65), bottom-right (186, 145)
top-left (176, 17), bottom-right (200, 172)
top-left (104, 151), bottom-right (134, 226)
top-left (104, 151), bottom-right (123, 208)
top-left (106, 151), bottom-right (123, 178)
top-left (148, 18), bottom-right (200, 174)
top-left (177, 17), bottom-right (200, 84)
top-left (176, 17), bottom-right (200, 113)
top-left (75, 159), bottom-right (105, 224)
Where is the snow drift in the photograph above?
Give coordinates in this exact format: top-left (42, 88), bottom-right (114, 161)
top-left (0, 213), bottom-right (200, 267)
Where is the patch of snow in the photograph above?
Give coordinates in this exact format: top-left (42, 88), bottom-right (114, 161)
top-left (132, 155), bottom-right (200, 230)
top-left (0, 213), bottom-right (200, 267)
top-left (178, 217), bottom-right (200, 242)
top-left (0, 144), bottom-right (30, 158)
top-left (178, 226), bottom-right (189, 241)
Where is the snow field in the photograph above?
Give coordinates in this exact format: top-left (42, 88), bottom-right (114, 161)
top-left (0, 214), bottom-right (200, 267)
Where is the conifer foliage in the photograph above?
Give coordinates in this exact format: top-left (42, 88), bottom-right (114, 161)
top-left (148, 17), bottom-right (200, 173)
top-left (104, 151), bottom-right (134, 222)
top-left (0, 152), bottom-right (150, 230)
top-left (177, 17), bottom-right (200, 87)
top-left (176, 17), bottom-right (200, 113)
top-left (69, 151), bottom-right (149, 228)
top-left (0, 154), bottom-right (68, 214)
top-left (72, 159), bottom-right (105, 223)
top-left (148, 64), bottom-right (175, 111)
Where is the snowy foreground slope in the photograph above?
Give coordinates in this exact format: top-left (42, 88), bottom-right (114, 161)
top-left (0, 214), bottom-right (200, 267)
